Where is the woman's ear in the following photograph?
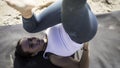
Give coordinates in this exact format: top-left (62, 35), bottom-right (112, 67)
top-left (43, 34), bottom-right (48, 43)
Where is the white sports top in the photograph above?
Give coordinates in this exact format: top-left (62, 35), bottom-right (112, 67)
top-left (44, 23), bottom-right (83, 59)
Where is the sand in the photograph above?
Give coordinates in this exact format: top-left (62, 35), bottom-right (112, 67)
top-left (0, 0), bottom-right (120, 26)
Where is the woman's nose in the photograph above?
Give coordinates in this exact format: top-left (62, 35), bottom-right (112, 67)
top-left (27, 38), bottom-right (36, 47)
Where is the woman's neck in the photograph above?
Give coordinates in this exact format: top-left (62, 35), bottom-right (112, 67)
top-left (42, 34), bottom-right (48, 51)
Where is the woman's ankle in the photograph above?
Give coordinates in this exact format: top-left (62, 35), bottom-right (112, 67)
top-left (21, 11), bottom-right (33, 19)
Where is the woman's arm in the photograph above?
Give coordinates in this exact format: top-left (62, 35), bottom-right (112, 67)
top-left (49, 43), bottom-right (89, 68)
top-left (49, 54), bottom-right (80, 68)
top-left (79, 42), bottom-right (89, 68)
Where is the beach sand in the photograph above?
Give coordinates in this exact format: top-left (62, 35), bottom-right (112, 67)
top-left (0, 0), bottom-right (120, 26)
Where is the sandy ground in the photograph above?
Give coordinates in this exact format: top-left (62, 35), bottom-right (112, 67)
top-left (0, 0), bottom-right (120, 26)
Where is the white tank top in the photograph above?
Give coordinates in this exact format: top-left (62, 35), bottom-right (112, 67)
top-left (44, 23), bottom-right (83, 59)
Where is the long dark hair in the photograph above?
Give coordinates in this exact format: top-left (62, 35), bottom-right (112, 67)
top-left (15, 39), bottom-right (33, 59)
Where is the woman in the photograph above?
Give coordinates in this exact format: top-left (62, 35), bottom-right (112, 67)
top-left (15, 35), bottom-right (89, 68)
top-left (5, 0), bottom-right (97, 68)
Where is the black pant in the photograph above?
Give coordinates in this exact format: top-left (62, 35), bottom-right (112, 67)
top-left (23, 0), bottom-right (98, 43)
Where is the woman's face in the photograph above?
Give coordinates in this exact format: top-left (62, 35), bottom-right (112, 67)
top-left (19, 37), bottom-right (45, 55)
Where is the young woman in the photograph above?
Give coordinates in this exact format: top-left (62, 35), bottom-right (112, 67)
top-left (5, 0), bottom-right (97, 68)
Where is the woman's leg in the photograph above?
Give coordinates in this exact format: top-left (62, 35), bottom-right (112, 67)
top-left (23, 0), bottom-right (62, 32)
top-left (62, 0), bottom-right (98, 43)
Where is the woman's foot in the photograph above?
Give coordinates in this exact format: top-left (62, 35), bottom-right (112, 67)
top-left (5, 0), bottom-right (36, 18)
top-left (5, 0), bottom-right (54, 18)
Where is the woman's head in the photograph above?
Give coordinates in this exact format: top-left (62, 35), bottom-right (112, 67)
top-left (15, 37), bottom-right (47, 58)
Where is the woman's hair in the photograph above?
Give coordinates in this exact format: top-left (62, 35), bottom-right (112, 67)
top-left (15, 39), bottom-right (33, 58)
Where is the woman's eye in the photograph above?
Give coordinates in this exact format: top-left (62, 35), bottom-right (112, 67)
top-left (29, 43), bottom-right (33, 48)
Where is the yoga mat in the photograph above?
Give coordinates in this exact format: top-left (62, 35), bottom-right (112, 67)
top-left (0, 11), bottom-right (120, 68)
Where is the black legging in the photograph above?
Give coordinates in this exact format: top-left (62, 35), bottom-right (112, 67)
top-left (23, 0), bottom-right (98, 43)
